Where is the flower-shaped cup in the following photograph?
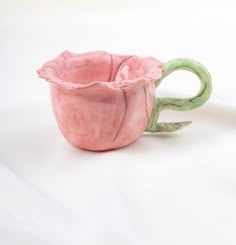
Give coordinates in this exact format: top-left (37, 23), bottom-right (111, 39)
top-left (37, 51), bottom-right (212, 151)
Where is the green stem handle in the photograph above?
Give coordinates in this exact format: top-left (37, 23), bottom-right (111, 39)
top-left (145, 58), bottom-right (212, 133)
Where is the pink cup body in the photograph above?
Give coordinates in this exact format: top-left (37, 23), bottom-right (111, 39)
top-left (37, 51), bottom-right (164, 151)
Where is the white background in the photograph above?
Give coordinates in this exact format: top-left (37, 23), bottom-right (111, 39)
top-left (0, 0), bottom-right (236, 244)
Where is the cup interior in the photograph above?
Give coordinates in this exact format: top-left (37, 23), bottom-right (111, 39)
top-left (58, 54), bottom-right (157, 85)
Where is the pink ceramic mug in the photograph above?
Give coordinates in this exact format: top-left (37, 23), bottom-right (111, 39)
top-left (37, 51), bottom-right (212, 151)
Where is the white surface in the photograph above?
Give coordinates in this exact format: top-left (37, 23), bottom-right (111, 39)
top-left (0, 0), bottom-right (236, 244)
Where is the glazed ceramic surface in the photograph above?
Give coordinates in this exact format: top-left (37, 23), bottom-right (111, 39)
top-left (37, 51), bottom-right (212, 151)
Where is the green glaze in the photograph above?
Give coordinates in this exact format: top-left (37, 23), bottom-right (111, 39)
top-left (145, 58), bottom-right (212, 133)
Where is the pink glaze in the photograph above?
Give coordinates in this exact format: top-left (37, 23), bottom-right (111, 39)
top-left (37, 51), bottom-right (164, 151)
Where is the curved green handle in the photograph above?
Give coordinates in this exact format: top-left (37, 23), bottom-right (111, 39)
top-left (145, 58), bottom-right (212, 133)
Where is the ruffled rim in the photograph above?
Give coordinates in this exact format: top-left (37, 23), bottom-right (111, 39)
top-left (37, 50), bottom-right (164, 92)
